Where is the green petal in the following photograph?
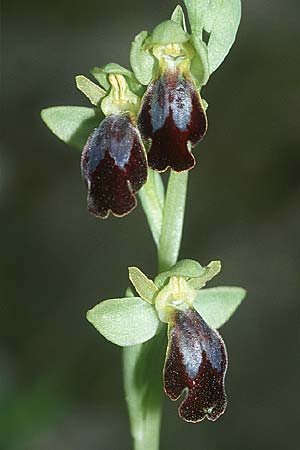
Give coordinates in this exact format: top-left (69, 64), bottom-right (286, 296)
top-left (205, 0), bottom-right (241, 73)
top-left (155, 259), bottom-right (205, 288)
top-left (86, 297), bottom-right (160, 346)
top-left (187, 260), bottom-right (221, 289)
top-left (189, 34), bottom-right (210, 86)
top-left (128, 267), bottom-right (158, 304)
top-left (193, 286), bottom-right (246, 329)
top-left (130, 30), bottom-right (156, 85)
top-left (41, 106), bottom-right (102, 150)
top-left (171, 5), bottom-right (187, 32)
top-left (75, 75), bottom-right (106, 106)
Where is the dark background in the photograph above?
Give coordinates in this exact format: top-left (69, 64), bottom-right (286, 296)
top-left (1, 0), bottom-right (300, 449)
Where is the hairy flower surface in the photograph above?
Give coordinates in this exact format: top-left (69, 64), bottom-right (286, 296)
top-left (138, 69), bottom-right (207, 172)
top-left (164, 308), bottom-right (227, 422)
top-left (81, 113), bottom-right (147, 218)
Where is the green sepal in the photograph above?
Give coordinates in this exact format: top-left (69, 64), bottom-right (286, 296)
top-left (154, 259), bottom-right (205, 289)
top-left (189, 33), bottom-right (210, 86)
top-left (146, 20), bottom-right (189, 46)
top-left (128, 267), bottom-right (158, 304)
top-left (86, 297), bottom-right (160, 347)
top-left (188, 260), bottom-right (221, 289)
top-left (193, 286), bottom-right (246, 329)
top-left (91, 63), bottom-right (144, 97)
top-left (75, 75), bottom-right (106, 106)
top-left (183, 0), bottom-right (210, 34)
top-left (204, 0), bottom-right (241, 73)
top-left (130, 30), bottom-right (156, 85)
top-left (41, 106), bottom-right (103, 150)
top-left (171, 5), bottom-right (187, 32)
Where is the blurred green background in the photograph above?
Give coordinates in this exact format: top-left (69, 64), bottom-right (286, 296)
top-left (1, 0), bottom-right (300, 449)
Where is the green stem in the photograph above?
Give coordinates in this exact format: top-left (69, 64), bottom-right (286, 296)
top-left (123, 170), bottom-right (189, 450)
top-left (158, 171), bottom-right (189, 272)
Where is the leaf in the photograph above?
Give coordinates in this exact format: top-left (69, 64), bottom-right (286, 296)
top-left (41, 106), bottom-right (103, 150)
top-left (75, 75), bottom-right (106, 106)
top-left (128, 267), bottom-right (158, 304)
top-left (171, 5), bottom-right (187, 32)
top-left (86, 297), bottom-right (160, 346)
top-left (130, 31), bottom-right (156, 85)
top-left (155, 259), bottom-right (205, 288)
top-left (183, 0), bottom-right (210, 34)
top-left (205, 0), bottom-right (241, 73)
top-left (193, 286), bottom-right (246, 329)
top-left (188, 260), bottom-right (221, 289)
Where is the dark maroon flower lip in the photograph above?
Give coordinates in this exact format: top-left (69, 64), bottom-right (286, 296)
top-left (164, 308), bottom-right (227, 423)
top-left (81, 113), bottom-right (148, 219)
top-left (138, 69), bottom-right (207, 173)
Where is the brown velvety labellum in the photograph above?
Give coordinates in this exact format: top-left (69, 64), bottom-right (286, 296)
top-left (138, 69), bottom-right (207, 172)
top-left (164, 308), bottom-right (227, 422)
top-left (81, 114), bottom-right (147, 218)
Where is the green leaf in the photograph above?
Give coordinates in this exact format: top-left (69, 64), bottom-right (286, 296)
top-left (147, 20), bottom-right (189, 45)
top-left (188, 260), bottom-right (221, 289)
top-left (155, 259), bottom-right (204, 288)
top-left (189, 33), bottom-right (210, 86)
top-left (41, 106), bottom-right (103, 150)
top-left (193, 286), bottom-right (246, 329)
top-left (184, 0), bottom-right (210, 34)
top-left (130, 30), bottom-right (156, 85)
top-left (128, 267), bottom-right (158, 304)
top-left (75, 75), bottom-right (106, 106)
top-left (171, 5), bottom-right (187, 32)
top-left (205, 0), bottom-right (241, 73)
top-left (138, 169), bottom-right (164, 247)
top-left (86, 297), bottom-right (160, 346)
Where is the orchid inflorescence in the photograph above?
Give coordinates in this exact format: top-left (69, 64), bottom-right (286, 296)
top-left (41, 0), bottom-right (245, 439)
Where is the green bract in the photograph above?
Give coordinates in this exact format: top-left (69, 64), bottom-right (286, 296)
top-left (86, 259), bottom-right (246, 346)
top-left (171, 5), bottom-right (187, 31)
top-left (184, 0), bottom-right (241, 73)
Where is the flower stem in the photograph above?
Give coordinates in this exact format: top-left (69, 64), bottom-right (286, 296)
top-left (123, 170), bottom-right (189, 450)
top-left (158, 171), bottom-right (189, 272)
